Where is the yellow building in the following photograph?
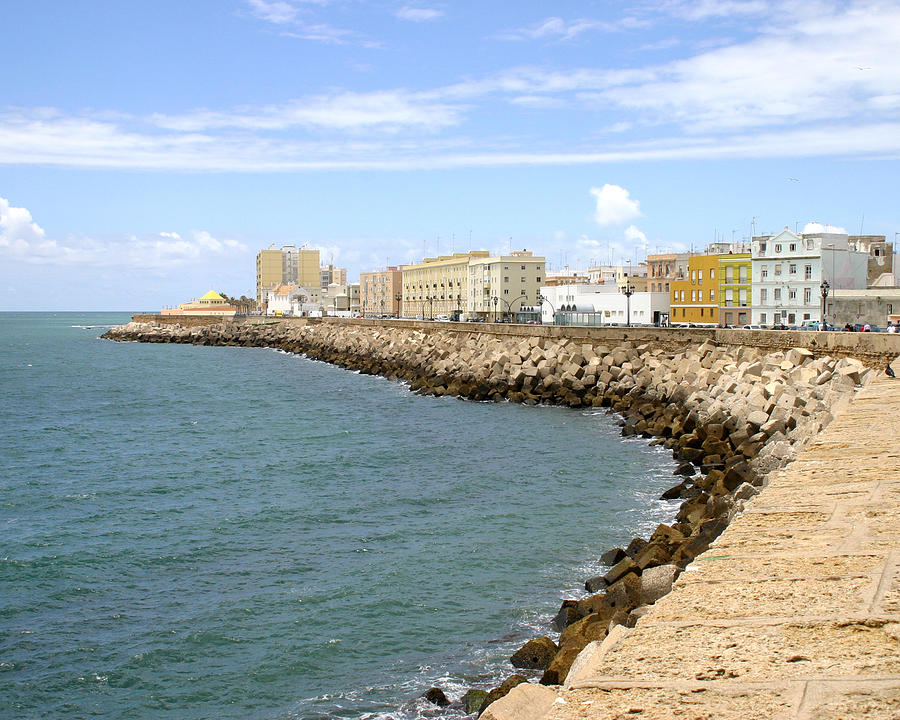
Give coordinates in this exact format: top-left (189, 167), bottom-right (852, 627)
top-left (718, 252), bottom-right (752, 326)
top-left (467, 250), bottom-right (546, 320)
top-left (161, 290), bottom-right (236, 317)
top-left (256, 245), bottom-right (320, 303)
top-left (361, 266), bottom-right (403, 317)
top-left (401, 251), bottom-right (488, 319)
top-left (670, 253), bottom-right (720, 325)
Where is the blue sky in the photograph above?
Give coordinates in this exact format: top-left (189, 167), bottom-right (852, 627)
top-left (2, 0), bottom-right (898, 310)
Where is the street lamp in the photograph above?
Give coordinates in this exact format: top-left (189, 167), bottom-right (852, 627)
top-left (395, 292), bottom-right (402, 318)
top-left (538, 294), bottom-right (556, 325)
top-left (456, 293), bottom-right (461, 321)
top-left (492, 296), bottom-right (499, 323)
top-left (500, 295), bottom-right (528, 323)
top-left (820, 280), bottom-right (830, 330)
top-left (621, 282), bottom-right (636, 327)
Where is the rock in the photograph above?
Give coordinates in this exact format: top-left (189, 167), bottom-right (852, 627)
top-left (624, 537), bottom-right (648, 558)
top-left (463, 689), bottom-right (489, 715)
top-left (733, 482), bottom-right (760, 501)
top-left (584, 575), bottom-right (608, 593)
top-left (603, 556), bottom-right (638, 585)
top-left (605, 572), bottom-right (642, 611)
top-left (640, 564), bottom-right (678, 605)
top-left (674, 461), bottom-right (696, 476)
top-left (479, 683), bottom-right (559, 720)
top-left (479, 675), bottom-right (527, 716)
top-left (539, 640), bottom-right (588, 686)
top-left (510, 636), bottom-right (558, 670)
top-left (600, 547), bottom-right (627, 566)
top-left (423, 687), bottom-right (450, 707)
top-left (552, 600), bottom-right (579, 630)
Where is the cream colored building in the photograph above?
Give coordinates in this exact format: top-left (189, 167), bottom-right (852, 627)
top-left (256, 245), bottom-right (321, 303)
top-left (467, 250), bottom-right (546, 321)
top-left (401, 251), bottom-right (489, 319)
top-left (161, 290), bottom-right (236, 317)
top-left (361, 266), bottom-right (403, 317)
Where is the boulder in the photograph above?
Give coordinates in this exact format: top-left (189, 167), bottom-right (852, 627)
top-left (423, 687), bottom-right (450, 707)
top-left (510, 636), bottom-right (558, 670)
top-left (600, 547), bottom-right (627, 566)
top-left (479, 683), bottom-right (559, 720)
top-left (463, 689), bottom-right (489, 715)
top-left (479, 675), bottom-right (527, 716)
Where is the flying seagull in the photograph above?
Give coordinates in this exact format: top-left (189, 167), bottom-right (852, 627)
top-left (787, 177), bottom-right (800, 182)
top-left (856, 66), bottom-right (872, 70)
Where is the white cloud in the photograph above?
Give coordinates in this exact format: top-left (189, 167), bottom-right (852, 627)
top-left (151, 90), bottom-right (461, 133)
top-left (246, 0), bottom-right (300, 25)
top-left (396, 6), bottom-right (443, 22)
top-left (624, 224), bottom-right (649, 248)
top-left (802, 222), bottom-right (848, 235)
top-left (590, 185), bottom-right (642, 226)
top-left (0, 197), bottom-right (247, 268)
top-left (497, 15), bottom-right (642, 41)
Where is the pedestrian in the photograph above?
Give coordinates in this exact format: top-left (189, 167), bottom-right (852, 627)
top-left (863, 323), bottom-right (872, 332)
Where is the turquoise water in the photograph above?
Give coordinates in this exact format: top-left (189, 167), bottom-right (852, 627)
top-left (0, 313), bottom-right (680, 720)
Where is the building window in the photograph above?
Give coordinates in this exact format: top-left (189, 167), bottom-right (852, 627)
top-left (521, 265), bottom-right (526, 270)
top-left (739, 289), bottom-right (747, 306)
top-left (726, 266), bottom-right (734, 283)
top-left (775, 244), bottom-right (782, 252)
top-left (761, 266), bottom-right (768, 279)
top-left (789, 289), bottom-right (797, 300)
top-left (774, 288), bottom-right (781, 301)
top-left (804, 288), bottom-right (812, 304)
top-left (739, 266), bottom-right (748, 283)
top-left (759, 243), bottom-right (767, 255)
top-left (710, 290), bottom-right (715, 301)
top-left (504, 289), bottom-right (509, 295)
top-left (725, 289), bottom-right (734, 306)
top-left (760, 289), bottom-right (768, 303)
top-left (760, 313), bottom-right (767, 323)
top-left (805, 265), bottom-right (812, 280)
top-left (710, 268), bottom-right (715, 279)
top-left (789, 243), bottom-right (796, 251)
top-left (774, 264), bottom-right (782, 276)
top-left (789, 264), bottom-right (797, 275)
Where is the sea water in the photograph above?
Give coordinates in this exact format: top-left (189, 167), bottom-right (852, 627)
top-left (0, 313), bottom-right (681, 720)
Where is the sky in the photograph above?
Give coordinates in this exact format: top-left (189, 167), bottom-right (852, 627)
top-left (2, 0), bottom-right (899, 310)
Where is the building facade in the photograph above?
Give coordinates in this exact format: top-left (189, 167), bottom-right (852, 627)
top-left (669, 253), bottom-right (721, 325)
top-left (540, 284), bottom-right (669, 326)
top-left (467, 250), bottom-right (546, 320)
top-left (401, 251), bottom-right (488, 319)
top-left (751, 227), bottom-right (868, 327)
top-left (161, 290), bottom-right (237, 317)
top-left (646, 253), bottom-right (690, 293)
top-left (360, 266), bottom-right (403, 317)
top-left (718, 252), bottom-right (752, 326)
top-left (256, 245), bottom-right (320, 303)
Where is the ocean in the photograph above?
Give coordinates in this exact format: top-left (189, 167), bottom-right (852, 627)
top-left (0, 312), bottom-right (681, 720)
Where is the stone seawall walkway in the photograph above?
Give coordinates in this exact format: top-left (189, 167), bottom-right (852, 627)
top-left (543, 371), bottom-right (900, 720)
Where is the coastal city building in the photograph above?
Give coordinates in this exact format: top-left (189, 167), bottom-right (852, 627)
top-left (670, 252), bottom-right (720, 325)
top-left (323, 282), bottom-right (360, 317)
top-left (467, 250), bottom-right (546, 321)
top-left (161, 290), bottom-right (237, 317)
top-left (718, 247), bottom-right (752, 327)
top-left (829, 288), bottom-right (900, 328)
top-left (540, 283), bottom-right (670, 326)
top-left (646, 252), bottom-right (690, 293)
top-left (265, 284), bottom-right (323, 317)
top-left (360, 266), bottom-right (403, 317)
top-left (751, 227), bottom-right (869, 327)
top-left (256, 245), bottom-right (320, 304)
top-left (320, 263), bottom-right (348, 290)
top-left (401, 251), bottom-right (488, 319)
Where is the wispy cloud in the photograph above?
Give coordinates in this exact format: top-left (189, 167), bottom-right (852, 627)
top-left (497, 16), bottom-right (640, 41)
top-left (396, 6), bottom-right (443, 22)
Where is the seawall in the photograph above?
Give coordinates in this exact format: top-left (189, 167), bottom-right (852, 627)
top-left (104, 316), bottom-right (900, 715)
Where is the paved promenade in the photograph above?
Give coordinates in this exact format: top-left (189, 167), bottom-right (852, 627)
top-left (547, 370), bottom-right (900, 719)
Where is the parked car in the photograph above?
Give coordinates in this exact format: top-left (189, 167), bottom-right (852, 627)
top-left (742, 324), bottom-right (764, 330)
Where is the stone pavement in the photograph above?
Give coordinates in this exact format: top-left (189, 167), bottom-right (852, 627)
top-left (540, 371), bottom-right (900, 720)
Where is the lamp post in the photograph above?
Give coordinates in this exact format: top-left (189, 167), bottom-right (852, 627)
top-left (820, 280), bottom-right (830, 330)
top-left (456, 293), bottom-right (461, 321)
top-left (395, 292), bottom-right (402, 318)
top-left (500, 295), bottom-right (528, 323)
top-left (621, 282), bottom-right (635, 327)
top-left (538, 294), bottom-right (556, 325)
top-left (492, 296), bottom-right (498, 323)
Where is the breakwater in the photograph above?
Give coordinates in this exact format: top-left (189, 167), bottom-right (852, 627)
top-left (103, 317), bottom-right (898, 716)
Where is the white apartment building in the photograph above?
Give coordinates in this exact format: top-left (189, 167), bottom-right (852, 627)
top-left (751, 227), bottom-right (868, 326)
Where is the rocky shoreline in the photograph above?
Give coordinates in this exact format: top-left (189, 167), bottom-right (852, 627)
top-left (103, 318), bottom-right (877, 716)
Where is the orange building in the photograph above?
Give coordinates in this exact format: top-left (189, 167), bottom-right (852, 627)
top-left (360, 266), bottom-right (403, 317)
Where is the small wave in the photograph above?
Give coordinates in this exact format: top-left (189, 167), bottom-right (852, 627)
top-left (71, 325), bottom-right (114, 329)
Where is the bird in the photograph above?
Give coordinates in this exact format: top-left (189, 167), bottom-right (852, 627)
top-left (856, 66), bottom-right (872, 70)
top-left (787, 177), bottom-right (799, 182)
top-left (887, 364), bottom-right (896, 378)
